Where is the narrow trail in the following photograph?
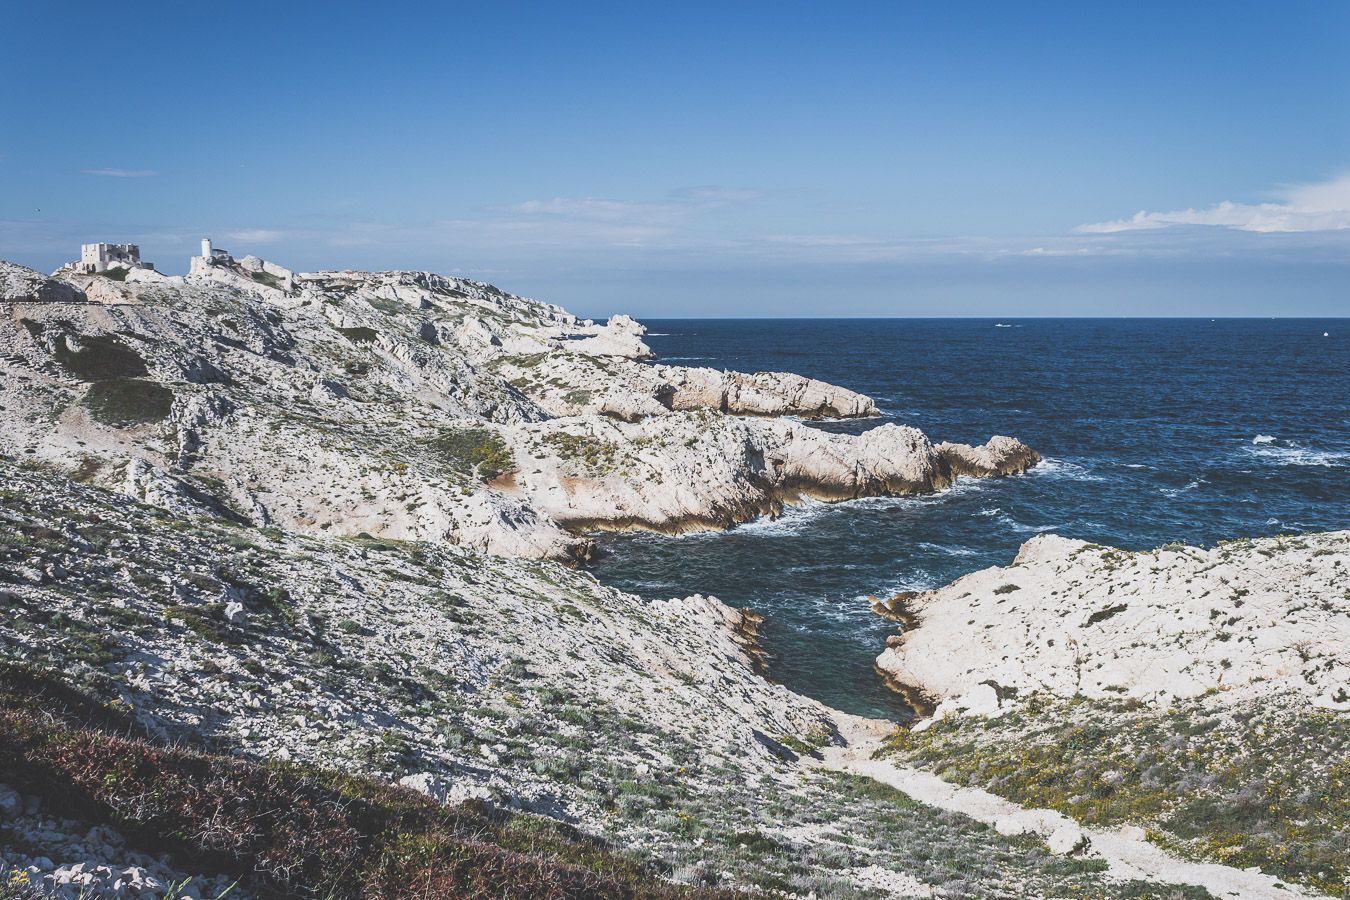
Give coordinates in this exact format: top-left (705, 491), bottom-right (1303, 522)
top-left (818, 714), bottom-right (1328, 900)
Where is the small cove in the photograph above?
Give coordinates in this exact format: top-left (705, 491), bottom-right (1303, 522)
top-left (589, 318), bottom-right (1350, 719)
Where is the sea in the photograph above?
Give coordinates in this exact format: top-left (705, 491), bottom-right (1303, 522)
top-left (588, 318), bottom-right (1350, 720)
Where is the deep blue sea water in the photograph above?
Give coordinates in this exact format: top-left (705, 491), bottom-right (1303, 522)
top-left (589, 319), bottom-right (1350, 720)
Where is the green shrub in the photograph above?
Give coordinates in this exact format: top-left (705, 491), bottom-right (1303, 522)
top-left (431, 428), bottom-right (515, 481)
top-left (338, 326), bottom-right (379, 343)
top-left (882, 696), bottom-right (1350, 897)
top-left (81, 379), bottom-right (174, 426)
top-left (53, 333), bottom-right (149, 380)
top-left (541, 431), bottom-right (621, 473)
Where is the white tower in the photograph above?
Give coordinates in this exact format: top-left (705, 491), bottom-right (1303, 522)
top-left (201, 238), bottom-right (212, 258)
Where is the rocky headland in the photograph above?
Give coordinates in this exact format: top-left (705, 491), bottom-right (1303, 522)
top-left (0, 257), bottom-right (1036, 562)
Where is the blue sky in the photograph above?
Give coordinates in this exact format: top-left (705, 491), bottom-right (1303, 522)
top-left (3, 1), bottom-right (1348, 317)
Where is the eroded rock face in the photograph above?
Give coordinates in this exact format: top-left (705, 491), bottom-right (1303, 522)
top-left (937, 435), bottom-right (1043, 478)
top-left (0, 258), bottom-right (1037, 558)
top-left (875, 532), bottom-right (1350, 721)
top-left (1, 261), bottom-right (85, 304)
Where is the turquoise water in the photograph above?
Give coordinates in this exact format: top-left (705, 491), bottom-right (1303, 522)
top-left (589, 319), bottom-right (1350, 719)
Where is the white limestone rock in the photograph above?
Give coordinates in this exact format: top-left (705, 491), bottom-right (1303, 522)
top-left (564, 313), bottom-right (654, 359)
top-left (876, 531), bottom-right (1350, 715)
top-left (1, 261), bottom-right (85, 304)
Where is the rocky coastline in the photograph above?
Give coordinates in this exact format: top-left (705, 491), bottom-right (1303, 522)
top-left (2, 251), bottom-right (1343, 899)
top-left (0, 258), bottom-right (1037, 564)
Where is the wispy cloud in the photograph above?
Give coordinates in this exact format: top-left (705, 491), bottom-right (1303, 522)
top-left (226, 228), bottom-right (285, 243)
top-left (496, 186), bottom-right (759, 229)
top-left (1078, 172), bottom-right (1350, 234)
top-left (669, 185), bottom-right (761, 203)
top-left (81, 168), bottom-right (157, 178)
top-left (500, 197), bottom-right (684, 225)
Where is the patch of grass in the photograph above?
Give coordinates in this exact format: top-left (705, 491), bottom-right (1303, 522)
top-left (338, 326), bottom-right (379, 344)
top-left (81, 379), bottom-right (174, 426)
top-left (431, 427), bottom-right (515, 481)
top-left (250, 270), bottom-right (284, 289)
top-left (0, 667), bottom-right (734, 900)
top-left (881, 695), bottom-right (1350, 897)
top-left (540, 431), bottom-right (622, 474)
top-left (52, 333), bottom-right (149, 380)
top-left (561, 389), bottom-right (594, 406)
top-left (163, 604), bottom-right (238, 645)
top-left (1086, 603), bottom-right (1129, 625)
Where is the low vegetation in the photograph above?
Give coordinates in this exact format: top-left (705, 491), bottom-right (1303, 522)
top-left (541, 430), bottom-right (623, 474)
top-left (51, 332), bottom-right (149, 380)
top-left (0, 664), bottom-right (731, 900)
top-left (250, 270), bottom-right (284, 290)
top-left (81, 378), bottom-right (174, 425)
top-left (882, 695), bottom-right (1350, 897)
top-left (431, 427), bottom-right (515, 480)
top-left (338, 326), bottom-right (380, 344)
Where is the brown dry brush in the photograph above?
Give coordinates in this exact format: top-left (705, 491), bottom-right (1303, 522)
top-left (0, 664), bottom-right (738, 899)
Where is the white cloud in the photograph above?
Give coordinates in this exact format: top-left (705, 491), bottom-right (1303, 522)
top-left (1078, 172), bottom-right (1350, 233)
top-left (226, 228), bottom-right (285, 243)
top-left (668, 185), bottom-right (760, 203)
top-left (498, 186), bottom-right (759, 229)
top-left (1015, 246), bottom-right (1098, 257)
top-left (81, 168), bottom-right (156, 178)
top-left (501, 197), bottom-right (683, 225)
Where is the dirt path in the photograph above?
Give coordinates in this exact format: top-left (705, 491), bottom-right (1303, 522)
top-left (818, 714), bottom-right (1326, 900)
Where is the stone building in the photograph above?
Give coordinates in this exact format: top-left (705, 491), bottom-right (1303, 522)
top-left (188, 238), bottom-right (234, 277)
top-left (78, 243), bottom-right (155, 274)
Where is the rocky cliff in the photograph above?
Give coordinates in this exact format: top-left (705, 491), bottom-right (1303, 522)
top-left (875, 531), bottom-right (1350, 720)
top-left (0, 258), bottom-right (1038, 562)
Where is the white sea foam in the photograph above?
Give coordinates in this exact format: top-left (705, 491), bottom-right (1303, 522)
top-left (1243, 443), bottom-right (1350, 468)
top-left (917, 541), bottom-right (980, 557)
top-left (785, 414), bottom-right (859, 424)
top-left (1000, 515), bottom-right (1062, 534)
top-left (1160, 478), bottom-right (1204, 498)
top-left (978, 508), bottom-right (1060, 533)
top-left (724, 498), bottom-right (834, 536)
top-left (1030, 457), bottom-right (1106, 482)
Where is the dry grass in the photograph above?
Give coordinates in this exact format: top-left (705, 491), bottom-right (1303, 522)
top-left (0, 663), bottom-right (735, 900)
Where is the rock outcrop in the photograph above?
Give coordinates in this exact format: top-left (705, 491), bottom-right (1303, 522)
top-left (0, 259), bottom-right (1037, 559)
top-left (0, 260), bottom-right (85, 304)
top-left (875, 532), bottom-right (1350, 721)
